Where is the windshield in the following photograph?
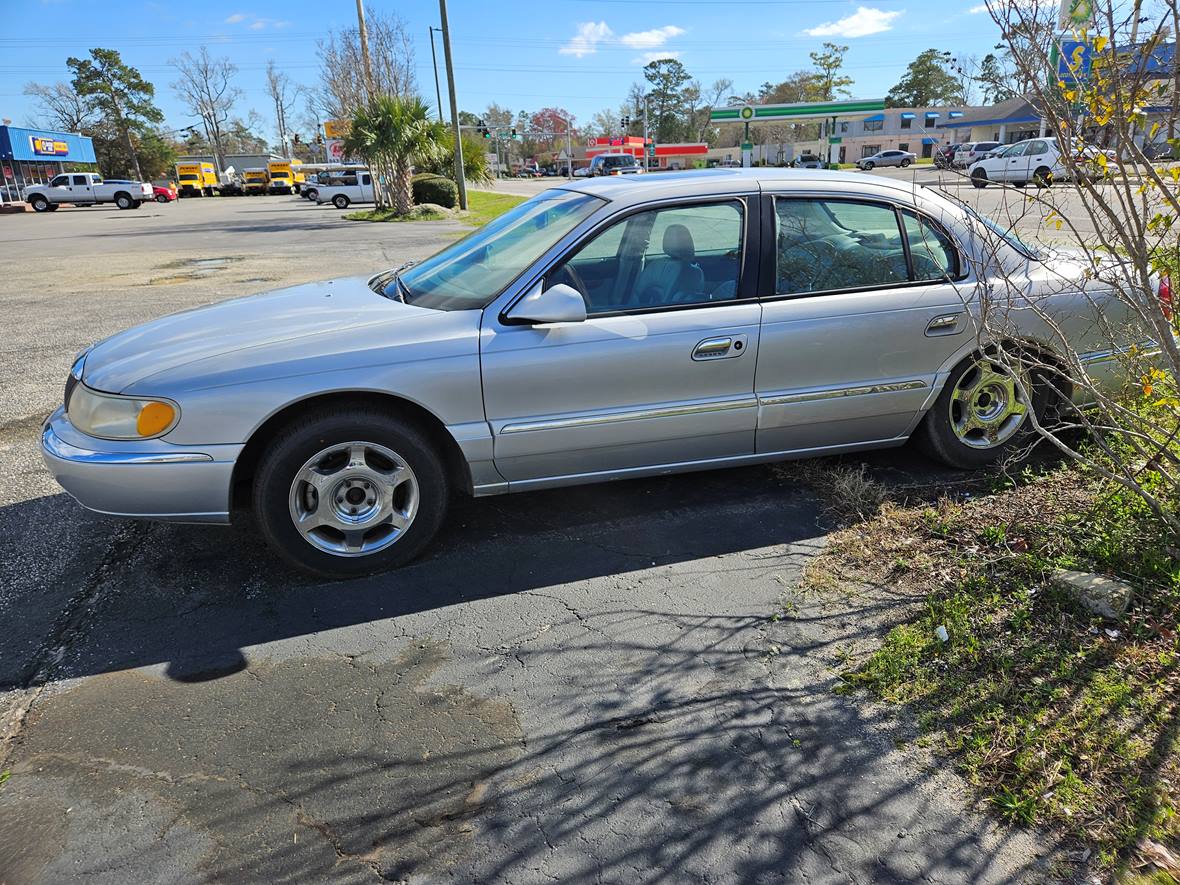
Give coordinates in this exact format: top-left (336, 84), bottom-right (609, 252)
top-left (603, 156), bottom-right (636, 167)
top-left (391, 189), bottom-right (604, 311)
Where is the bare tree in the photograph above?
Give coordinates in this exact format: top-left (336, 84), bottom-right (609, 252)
top-left (22, 81), bottom-right (98, 132)
top-left (170, 48), bottom-right (242, 171)
top-left (958, 0), bottom-right (1180, 532)
top-left (265, 60), bottom-right (302, 156)
top-left (316, 7), bottom-right (415, 119)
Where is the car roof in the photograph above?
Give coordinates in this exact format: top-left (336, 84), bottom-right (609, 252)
top-left (558, 167), bottom-right (939, 204)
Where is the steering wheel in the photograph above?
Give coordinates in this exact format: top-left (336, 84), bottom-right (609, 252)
top-left (549, 263), bottom-right (588, 300)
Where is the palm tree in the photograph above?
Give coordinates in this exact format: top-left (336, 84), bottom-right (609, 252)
top-left (344, 95), bottom-right (448, 214)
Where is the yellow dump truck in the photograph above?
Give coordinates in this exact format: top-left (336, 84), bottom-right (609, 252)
top-left (175, 161), bottom-right (217, 197)
top-left (243, 167), bottom-right (270, 195)
top-left (267, 159), bottom-right (304, 194)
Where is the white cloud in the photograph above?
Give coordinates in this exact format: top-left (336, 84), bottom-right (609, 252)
top-left (225, 12), bottom-right (246, 23)
top-left (968, 3), bottom-right (989, 11)
top-left (620, 25), bottom-right (686, 50)
top-left (635, 50), bottom-right (682, 64)
top-left (560, 21), bottom-right (613, 57)
top-left (225, 12), bottom-right (290, 29)
top-left (804, 6), bottom-right (902, 37)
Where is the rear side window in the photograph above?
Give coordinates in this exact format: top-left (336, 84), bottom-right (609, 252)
top-left (901, 210), bottom-right (959, 281)
top-left (773, 198), bottom-right (962, 295)
top-left (774, 199), bottom-right (908, 295)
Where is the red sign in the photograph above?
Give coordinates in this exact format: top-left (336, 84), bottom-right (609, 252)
top-left (2, 167), bottom-right (11, 178)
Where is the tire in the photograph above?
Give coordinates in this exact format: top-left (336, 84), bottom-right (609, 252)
top-left (1033, 166), bottom-right (1053, 188)
top-left (252, 408), bottom-right (449, 578)
top-left (900, 158), bottom-right (911, 167)
top-left (917, 352), bottom-right (1047, 470)
top-left (46, 204), bottom-right (59, 211)
top-left (115, 192), bottom-right (134, 210)
top-left (862, 161), bottom-right (874, 170)
top-left (156, 194), bottom-right (169, 203)
top-left (332, 194), bottom-right (350, 209)
top-left (30, 195), bottom-right (51, 212)
top-left (971, 169), bottom-right (989, 188)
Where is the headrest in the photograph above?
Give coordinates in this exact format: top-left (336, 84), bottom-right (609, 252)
top-left (663, 224), bottom-right (696, 261)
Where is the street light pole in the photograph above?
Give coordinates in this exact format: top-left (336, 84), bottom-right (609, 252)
top-left (428, 27), bottom-right (445, 122)
top-left (438, 0), bottom-right (467, 210)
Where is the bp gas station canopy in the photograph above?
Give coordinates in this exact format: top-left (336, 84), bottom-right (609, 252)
top-left (710, 98), bottom-right (887, 165)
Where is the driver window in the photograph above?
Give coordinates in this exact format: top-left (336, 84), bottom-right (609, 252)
top-left (547, 201), bottom-right (744, 314)
top-left (50, 176), bottom-right (69, 187)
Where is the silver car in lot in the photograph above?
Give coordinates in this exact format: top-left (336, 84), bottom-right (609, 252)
top-left (856, 149), bottom-right (917, 170)
top-left (41, 169), bottom-right (1157, 576)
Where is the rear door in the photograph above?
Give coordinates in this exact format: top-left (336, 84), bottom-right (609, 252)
top-left (482, 196), bottom-right (762, 483)
top-left (754, 193), bottom-right (975, 453)
top-left (70, 174), bottom-right (93, 202)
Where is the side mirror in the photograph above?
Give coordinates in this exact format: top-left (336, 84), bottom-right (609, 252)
top-left (506, 282), bottom-right (587, 325)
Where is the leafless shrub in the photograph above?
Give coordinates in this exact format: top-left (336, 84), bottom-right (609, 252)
top-left (314, 7), bottom-right (416, 119)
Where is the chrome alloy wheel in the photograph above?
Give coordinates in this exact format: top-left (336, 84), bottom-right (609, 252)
top-left (949, 358), bottom-right (1030, 450)
top-left (288, 441), bottom-right (419, 557)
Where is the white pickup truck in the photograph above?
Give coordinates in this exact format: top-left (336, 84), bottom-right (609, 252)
top-left (315, 170), bottom-right (374, 209)
top-left (25, 173), bottom-right (153, 212)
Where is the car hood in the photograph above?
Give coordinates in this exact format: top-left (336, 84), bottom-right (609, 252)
top-left (84, 275), bottom-right (440, 392)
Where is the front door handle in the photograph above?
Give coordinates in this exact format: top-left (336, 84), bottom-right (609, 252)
top-left (692, 334), bottom-right (747, 361)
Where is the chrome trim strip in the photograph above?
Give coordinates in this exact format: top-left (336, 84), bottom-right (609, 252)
top-left (758, 380), bottom-right (927, 407)
top-left (42, 426), bottom-right (214, 465)
top-left (500, 397), bottom-right (759, 435)
top-left (1079, 340), bottom-right (1160, 365)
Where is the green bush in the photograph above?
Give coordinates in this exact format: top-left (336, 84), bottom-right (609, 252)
top-left (411, 173), bottom-right (457, 208)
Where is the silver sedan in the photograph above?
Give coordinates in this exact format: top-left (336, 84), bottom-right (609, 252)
top-left (41, 169), bottom-right (1156, 576)
top-left (857, 149), bottom-right (918, 170)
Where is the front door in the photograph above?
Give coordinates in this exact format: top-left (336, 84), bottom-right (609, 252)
top-left (755, 195), bottom-right (974, 453)
top-left (482, 197), bottom-right (762, 484)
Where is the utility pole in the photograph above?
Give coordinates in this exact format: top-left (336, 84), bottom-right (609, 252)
top-left (642, 95), bottom-right (650, 170)
top-left (355, 0), bottom-right (375, 100)
top-left (428, 27), bottom-right (445, 122)
top-left (438, 0), bottom-right (467, 210)
top-left (565, 115), bottom-right (573, 178)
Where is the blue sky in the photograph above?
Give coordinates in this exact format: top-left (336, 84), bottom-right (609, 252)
top-left (1, 0), bottom-right (1007, 139)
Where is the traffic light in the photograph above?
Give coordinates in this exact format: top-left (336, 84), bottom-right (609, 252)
top-left (620, 115), bottom-right (631, 128)
top-left (478, 118), bottom-right (490, 138)
top-left (510, 127), bottom-right (519, 140)
top-left (292, 133), bottom-right (300, 145)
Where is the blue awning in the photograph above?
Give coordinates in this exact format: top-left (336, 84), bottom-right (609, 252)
top-left (900, 112), bottom-right (916, 119)
top-left (922, 137), bottom-right (939, 144)
top-left (948, 111), bottom-right (964, 118)
top-left (925, 112), bottom-right (940, 118)
top-left (863, 113), bottom-right (885, 122)
top-left (0, 125), bottom-right (97, 164)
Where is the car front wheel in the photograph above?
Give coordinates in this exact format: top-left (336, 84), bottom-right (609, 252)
top-left (917, 353), bottom-right (1045, 470)
top-left (861, 161), bottom-right (874, 170)
top-left (253, 408), bottom-right (449, 577)
top-left (971, 168), bottom-right (989, 188)
top-left (30, 195), bottom-right (51, 212)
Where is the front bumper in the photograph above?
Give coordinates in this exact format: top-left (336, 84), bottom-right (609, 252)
top-left (40, 407), bottom-right (240, 524)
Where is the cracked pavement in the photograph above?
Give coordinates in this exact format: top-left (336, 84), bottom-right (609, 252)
top-left (1, 196), bottom-right (1063, 883)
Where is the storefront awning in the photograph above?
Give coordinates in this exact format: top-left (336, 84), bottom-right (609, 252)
top-left (948, 111), bottom-right (964, 118)
top-left (863, 113), bottom-right (885, 122)
top-left (924, 112), bottom-right (940, 119)
top-left (922, 137), bottom-right (939, 144)
top-left (900, 112), bottom-right (916, 119)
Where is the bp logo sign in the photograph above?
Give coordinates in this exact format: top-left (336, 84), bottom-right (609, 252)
top-left (739, 106), bottom-right (755, 121)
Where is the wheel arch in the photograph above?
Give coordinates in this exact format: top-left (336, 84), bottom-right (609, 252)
top-left (231, 390), bottom-right (474, 510)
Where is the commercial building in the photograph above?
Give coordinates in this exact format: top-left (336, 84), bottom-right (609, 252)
top-left (0, 125), bottom-right (97, 199)
top-left (826, 106), bottom-right (968, 161)
top-left (937, 98), bottom-right (1046, 146)
top-left (585, 136), bottom-right (709, 171)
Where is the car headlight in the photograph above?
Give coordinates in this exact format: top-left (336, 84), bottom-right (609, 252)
top-left (66, 383), bottom-right (179, 440)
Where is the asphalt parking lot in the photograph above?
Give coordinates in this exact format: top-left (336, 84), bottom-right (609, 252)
top-left (1, 188), bottom-right (1064, 882)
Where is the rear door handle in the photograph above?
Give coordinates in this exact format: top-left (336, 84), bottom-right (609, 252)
top-left (692, 334), bottom-right (747, 360)
top-left (925, 313), bottom-right (964, 336)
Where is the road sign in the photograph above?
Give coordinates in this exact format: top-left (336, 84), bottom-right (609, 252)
top-left (741, 142), bottom-right (753, 151)
top-left (1057, 39), bottom-right (1092, 83)
top-left (323, 119), bottom-right (351, 139)
top-left (326, 139), bottom-right (346, 162)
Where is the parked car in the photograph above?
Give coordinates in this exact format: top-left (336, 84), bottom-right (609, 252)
top-left (316, 170), bottom-right (374, 209)
top-left (953, 141), bottom-right (1002, 168)
top-left (589, 153), bottom-right (643, 176)
top-left (152, 184), bottom-right (177, 203)
top-left (41, 169), bottom-right (1165, 577)
top-left (572, 167), bottom-right (590, 178)
top-left (967, 137), bottom-right (1067, 188)
top-left (933, 143), bottom-right (962, 169)
top-left (856, 149), bottom-right (917, 170)
top-left (793, 153), bottom-right (825, 169)
top-left (24, 173), bottom-right (152, 212)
